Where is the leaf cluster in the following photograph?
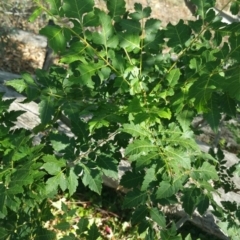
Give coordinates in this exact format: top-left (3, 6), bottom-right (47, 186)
top-left (1, 0), bottom-right (240, 239)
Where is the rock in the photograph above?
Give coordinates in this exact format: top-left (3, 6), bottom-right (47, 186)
top-left (8, 29), bottom-right (47, 48)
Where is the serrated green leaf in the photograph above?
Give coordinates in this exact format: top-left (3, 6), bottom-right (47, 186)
top-left (164, 146), bottom-right (191, 170)
top-left (81, 165), bottom-right (102, 195)
top-left (98, 67), bottom-right (111, 83)
top-left (92, 9), bottom-right (115, 48)
top-left (88, 119), bottom-right (109, 134)
top-left (118, 32), bottom-right (140, 52)
top-left (88, 222), bottom-right (100, 240)
top-left (120, 19), bottom-right (141, 33)
top-left (0, 185), bottom-right (7, 213)
top-left (121, 123), bottom-right (150, 138)
top-left (76, 62), bottom-right (105, 89)
top-left (34, 227), bottom-right (56, 240)
top-left (10, 163), bottom-right (34, 187)
top-left (42, 162), bottom-right (61, 175)
top-left (165, 20), bottom-right (191, 48)
top-left (63, 112), bottom-right (88, 141)
top-left (221, 201), bottom-right (237, 212)
top-left (60, 42), bottom-right (86, 64)
top-left (224, 67), bottom-right (240, 101)
top-left (28, 7), bottom-right (42, 22)
top-left (59, 173), bottom-right (68, 192)
top-left (77, 218), bottom-right (89, 235)
top-left (189, 74), bottom-right (219, 112)
top-left (149, 106), bottom-right (172, 120)
top-left (191, 0), bottom-right (215, 19)
top-left (166, 68), bottom-right (181, 88)
top-left (203, 94), bottom-right (221, 133)
top-left (191, 160), bottom-right (218, 181)
top-left (144, 19), bottom-right (163, 52)
top-left (39, 25), bottom-right (66, 52)
top-left (129, 3), bottom-right (151, 20)
top-left (47, 0), bottom-right (62, 15)
top-left (42, 155), bottom-right (65, 164)
top-left (120, 171), bottom-right (144, 188)
top-left (184, 234), bottom-right (193, 240)
top-left (156, 181), bottom-right (175, 199)
top-left (50, 133), bottom-right (71, 152)
top-left (123, 189), bottom-right (147, 208)
top-left (141, 165), bottom-right (156, 191)
top-left (130, 152), bottom-right (158, 170)
top-left (62, 0), bottom-right (94, 19)
top-left (39, 99), bottom-right (55, 125)
top-left (131, 205), bottom-right (148, 225)
top-left (197, 195), bottom-right (209, 215)
top-left (125, 140), bottom-right (158, 156)
top-left (181, 188), bottom-right (201, 215)
top-left (105, 0), bottom-right (126, 21)
top-left (0, 97), bottom-right (14, 113)
top-left (97, 155), bottom-right (118, 180)
top-left (5, 79), bottom-right (26, 93)
top-left (45, 176), bottom-right (59, 194)
top-left (149, 208), bottom-right (166, 228)
top-left (67, 168), bottom-right (78, 196)
top-left (55, 221), bottom-right (71, 231)
top-left (230, 1), bottom-right (240, 15)
top-left (220, 94), bottom-right (236, 117)
top-left (82, 11), bottom-right (99, 27)
top-left (176, 110), bottom-right (194, 132)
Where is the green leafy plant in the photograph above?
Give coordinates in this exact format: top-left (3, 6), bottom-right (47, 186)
top-left (1, 0), bottom-right (240, 239)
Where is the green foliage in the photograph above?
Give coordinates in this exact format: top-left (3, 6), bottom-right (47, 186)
top-left (1, 0), bottom-right (240, 238)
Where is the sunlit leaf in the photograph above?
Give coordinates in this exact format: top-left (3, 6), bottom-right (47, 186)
top-left (28, 7), bottom-right (42, 22)
top-left (149, 208), bottom-right (166, 228)
top-left (125, 140), bottom-right (158, 156)
top-left (81, 164), bottom-right (102, 195)
top-left (62, 0), bottom-right (94, 19)
top-left (39, 25), bottom-right (66, 52)
top-left (5, 79), bottom-right (26, 93)
top-left (67, 168), bottom-right (78, 196)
